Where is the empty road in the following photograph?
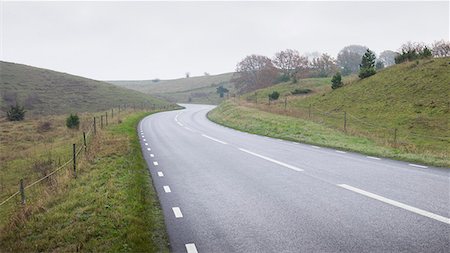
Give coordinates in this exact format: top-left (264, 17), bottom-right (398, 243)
top-left (138, 104), bottom-right (449, 253)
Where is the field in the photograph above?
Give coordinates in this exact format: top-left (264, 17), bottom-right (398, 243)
top-left (0, 109), bottom-right (170, 252)
top-left (0, 61), bottom-right (170, 116)
top-left (110, 72), bottom-right (234, 104)
top-left (209, 58), bottom-right (450, 167)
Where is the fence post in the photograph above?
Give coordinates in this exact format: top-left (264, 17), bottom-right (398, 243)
top-left (111, 108), bottom-right (114, 118)
top-left (83, 132), bottom-right (87, 153)
top-left (73, 143), bottom-right (77, 178)
top-left (344, 111), bottom-right (347, 132)
top-left (101, 115), bottom-right (104, 129)
top-left (308, 104), bottom-right (311, 118)
top-left (118, 105), bottom-right (120, 114)
top-left (106, 112), bottom-right (108, 126)
top-left (284, 97), bottom-right (287, 110)
top-left (93, 117), bottom-right (97, 135)
top-left (394, 128), bottom-right (397, 145)
top-left (19, 179), bottom-right (25, 204)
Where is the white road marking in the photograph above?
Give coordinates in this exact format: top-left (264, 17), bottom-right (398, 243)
top-left (311, 145), bottom-right (321, 149)
top-left (366, 156), bottom-right (381, 160)
top-left (185, 243), bottom-right (198, 253)
top-left (177, 122), bottom-right (184, 127)
top-left (153, 161), bottom-right (159, 166)
top-left (409, 163), bottom-right (428, 169)
top-left (185, 127), bottom-right (194, 131)
top-left (172, 207), bottom-right (183, 218)
top-left (163, 185), bottom-right (171, 193)
top-left (150, 154), bottom-right (154, 157)
top-left (338, 184), bottom-right (450, 225)
top-left (201, 134), bottom-right (227, 144)
top-left (157, 171), bottom-right (164, 177)
top-left (238, 148), bottom-right (304, 172)
top-left (141, 135), bottom-right (144, 138)
top-left (335, 150), bottom-right (347, 154)
top-left (147, 148), bottom-right (151, 151)
top-left (145, 143), bottom-right (148, 146)
top-left (143, 139), bottom-right (146, 141)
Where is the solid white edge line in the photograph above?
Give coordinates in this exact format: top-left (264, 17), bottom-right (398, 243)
top-left (157, 172), bottom-right (164, 177)
top-left (172, 207), bottom-right (183, 218)
top-left (153, 161), bottom-right (159, 166)
top-left (201, 134), bottom-right (227, 145)
top-left (409, 163), bottom-right (428, 169)
top-left (366, 156), bottom-right (381, 160)
top-left (185, 243), bottom-right (198, 253)
top-left (238, 148), bottom-right (303, 172)
top-left (311, 145), bottom-right (321, 149)
top-left (336, 150), bottom-right (347, 154)
top-left (163, 185), bottom-right (171, 193)
top-left (338, 184), bottom-right (450, 225)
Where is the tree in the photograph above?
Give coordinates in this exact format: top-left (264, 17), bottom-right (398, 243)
top-left (420, 46), bottom-right (432, 59)
top-left (185, 72), bottom-right (190, 78)
top-left (359, 49), bottom-right (376, 79)
top-left (378, 50), bottom-right (398, 67)
top-left (6, 104), bottom-right (26, 121)
top-left (268, 91), bottom-right (280, 101)
top-left (66, 114), bottom-right (80, 129)
top-left (337, 45), bottom-right (368, 75)
top-left (375, 61), bottom-right (385, 70)
top-left (432, 40), bottom-right (450, 57)
top-left (395, 41), bottom-right (434, 64)
top-left (233, 55), bottom-right (278, 93)
top-left (331, 72), bottom-right (343, 89)
top-left (216, 85), bottom-right (229, 98)
top-left (310, 53), bottom-right (338, 77)
top-left (272, 49), bottom-right (308, 82)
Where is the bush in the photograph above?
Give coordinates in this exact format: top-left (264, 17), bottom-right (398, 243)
top-left (66, 114), bottom-right (80, 129)
top-left (6, 104), bottom-right (26, 121)
top-left (291, 88), bottom-right (312, 95)
top-left (37, 121), bottom-right (52, 133)
top-left (268, 91), bottom-right (280, 101)
top-left (331, 72), bottom-right (343, 89)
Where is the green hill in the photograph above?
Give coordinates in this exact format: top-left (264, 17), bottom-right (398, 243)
top-left (210, 58), bottom-right (450, 166)
top-left (0, 61), bottom-right (170, 116)
top-left (109, 72), bottom-right (234, 104)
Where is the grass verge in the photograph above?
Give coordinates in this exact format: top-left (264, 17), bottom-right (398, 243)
top-left (208, 101), bottom-right (449, 167)
top-left (0, 112), bottom-right (169, 252)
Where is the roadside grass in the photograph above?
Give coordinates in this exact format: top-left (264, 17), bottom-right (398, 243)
top-left (208, 101), bottom-right (449, 167)
top-left (0, 111), bottom-right (169, 252)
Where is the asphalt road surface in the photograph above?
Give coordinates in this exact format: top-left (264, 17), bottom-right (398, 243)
top-left (138, 104), bottom-right (449, 253)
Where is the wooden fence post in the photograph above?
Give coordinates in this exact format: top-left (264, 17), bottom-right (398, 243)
top-left (106, 112), bottom-right (108, 126)
top-left (309, 104), bottom-right (311, 118)
top-left (93, 117), bottom-right (97, 134)
top-left (111, 108), bottom-right (114, 118)
top-left (101, 115), bottom-right (104, 129)
top-left (284, 97), bottom-right (287, 110)
top-left (394, 128), bottom-right (398, 145)
top-left (73, 143), bottom-right (77, 178)
top-left (344, 111), bottom-right (347, 132)
top-left (20, 179), bottom-right (25, 204)
top-left (83, 132), bottom-right (87, 153)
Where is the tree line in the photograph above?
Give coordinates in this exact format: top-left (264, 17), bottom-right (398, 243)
top-left (232, 39), bottom-right (450, 93)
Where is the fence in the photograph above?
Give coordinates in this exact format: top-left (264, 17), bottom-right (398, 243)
top-left (237, 95), bottom-right (450, 153)
top-left (0, 103), bottom-right (172, 212)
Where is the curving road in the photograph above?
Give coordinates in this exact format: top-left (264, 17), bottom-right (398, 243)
top-left (138, 104), bottom-right (449, 253)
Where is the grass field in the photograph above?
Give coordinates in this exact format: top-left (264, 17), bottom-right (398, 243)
top-left (0, 110), bottom-right (169, 252)
top-left (110, 72), bottom-right (234, 104)
top-left (0, 61), bottom-right (170, 117)
top-left (209, 58), bottom-right (450, 167)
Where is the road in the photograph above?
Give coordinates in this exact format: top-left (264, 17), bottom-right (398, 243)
top-left (138, 104), bottom-right (449, 253)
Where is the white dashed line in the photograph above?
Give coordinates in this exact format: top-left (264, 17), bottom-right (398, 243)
top-left (185, 243), bottom-right (198, 253)
top-left (335, 150), bottom-right (347, 154)
top-left (157, 171), bottom-right (164, 177)
top-left (163, 186), bottom-right (171, 193)
top-left (366, 156), bottom-right (381, 160)
top-left (177, 122), bottom-right (184, 127)
top-left (153, 161), bottom-right (159, 166)
top-left (172, 207), bottom-right (183, 218)
top-left (409, 163), bottom-right (428, 169)
top-left (150, 154), bottom-right (154, 157)
top-left (145, 143), bottom-right (148, 146)
top-left (147, 148), bottom-right (151, 151)
top-left (201, 134), bottom-right (227, 145)
top-left (311, 145), bottom-right (321, 149)
top-left (185, 127), bottom-right (194, 131)
top-left (338, 184), bottom-right (450, 224)
top-left (143, 139), bottom-right (146, 141)
top-left (238, 148), bottom-right (304, 172)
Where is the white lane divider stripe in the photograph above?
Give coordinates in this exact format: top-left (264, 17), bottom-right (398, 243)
top-left (157, 172), bottom-right (164, 177)
top-left (335, 150), bottom-right (347, 154)
top-left (172, 207), bottom-right (183, 218)
top-left (163, 186), bottom-right (171, 193)
top-left (201, 134), bottom-right (227, 145)
top-left (366, 156), bottom-right (381, 160)
top-left (145, 143), bottom-right (148, 146)
top-left (238, 148), bottom-right (304, 172)
top-left (143, 139), bottom-right (146, 141)
top-left (150, 154), bottom-right (154, 157)
top-left (338, 184), bottom-right (450, 225)
top-left (153, 161), bottom-right (159, 166)
top-left (177, 122), bottom-right (184, 126)
top-left (185, 243), bottom-right (198, 253)
top-left (311, 145), bottom-right (321, 149)
top-left (409, 163), bottom-right (428, 169)
top-left (147, 148), bottom-right (151, 151)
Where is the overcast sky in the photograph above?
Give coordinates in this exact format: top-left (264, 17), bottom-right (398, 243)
top-left (1, 1), bottom-right (449, 80)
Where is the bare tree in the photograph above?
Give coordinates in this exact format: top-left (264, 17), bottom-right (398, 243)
top-left (310, 53), bottom-right (338, 77)
top-left (432, 40), bottom-right (450, 57)
top-left (378, 50), bottom-right (398, 67)
top-left (337, 45), bottom-right (368, 75)
top-left (233, 55), bottom-right (278, 93)
top-left (273, 49), bottom-right (309, 81)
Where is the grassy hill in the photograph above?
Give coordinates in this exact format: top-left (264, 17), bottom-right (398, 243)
top-left (0, 61), bottom-right (170, 117)
top-left (209, 58), bottom-right (450, 167)
top-left (109, 72), bottom-right (234, 104)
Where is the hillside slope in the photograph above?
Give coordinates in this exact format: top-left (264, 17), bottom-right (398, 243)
top-left (110, 72), bottom-right (234, 104)
top-left (0, 61), bottom-right (170, 116)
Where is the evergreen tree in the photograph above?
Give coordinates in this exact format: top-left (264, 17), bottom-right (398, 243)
top-left (331, 72), bottom-right (343, 89)
top-left (216, 85), bottom-right (229, 98)
top-left (6, 104), bottom-right (26, 121)
top-left (359, 49), bottom-right (377, 79)
top-left (66, 114), bottom-right (80, 129)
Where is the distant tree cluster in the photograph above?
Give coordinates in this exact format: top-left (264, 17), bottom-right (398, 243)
top-left (395, 42), bottom-right (433, 64)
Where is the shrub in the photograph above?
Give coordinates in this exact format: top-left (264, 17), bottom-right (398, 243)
top-left (6, 104), bottom-right (26, 121)
top-left (37, 121), bottom-right (52, 133)
top-left (268, 91), bottom-right (280, 101)
top-left (66, 114), bottom-right (80, 129)
top-left (331, 72), bottom-right (343, 89)
top-left (291, 88), bottom-right (312, 95)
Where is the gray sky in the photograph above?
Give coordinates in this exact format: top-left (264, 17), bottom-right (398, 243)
top-left (1, 1), bottom-right (449, 80)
